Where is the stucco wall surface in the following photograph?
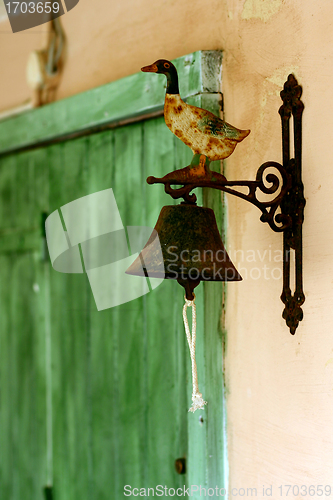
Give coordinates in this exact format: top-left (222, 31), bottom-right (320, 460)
top-left (222, 1), bottom-right (333, 493)
top-left (1, 0), bottom-right (333, 495)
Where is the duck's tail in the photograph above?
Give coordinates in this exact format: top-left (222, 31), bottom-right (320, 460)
top-left (223, 121), bottom-right (250, 142)
top-left (236, 129), bottom-right (251, 142)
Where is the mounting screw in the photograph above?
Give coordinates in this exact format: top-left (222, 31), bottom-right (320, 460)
top-left (175, 458), bottom-right (186, 474)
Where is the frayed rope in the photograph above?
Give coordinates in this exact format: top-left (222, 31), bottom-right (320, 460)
top-left (182, 295), bottom-right (207, 412)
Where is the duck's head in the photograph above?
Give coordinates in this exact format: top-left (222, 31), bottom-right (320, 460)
top-left (141, 59), bottom-right (176, 75)
top-left (141, 59), bottom-right (179, 94)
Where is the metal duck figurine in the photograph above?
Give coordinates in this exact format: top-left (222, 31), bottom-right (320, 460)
top-left (142, 59), bottom-right (250, 163)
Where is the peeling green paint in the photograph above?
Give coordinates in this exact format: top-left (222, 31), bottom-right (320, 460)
top-left (242, 0), bottom-right (282, 22)
top-left (267, 66), bottom-right (300, 89)
top-left (325, 358), bottom-right (333, 368)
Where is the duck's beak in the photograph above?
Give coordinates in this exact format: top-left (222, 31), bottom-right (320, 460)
top-left (141, 63), bottom-right (158, 73)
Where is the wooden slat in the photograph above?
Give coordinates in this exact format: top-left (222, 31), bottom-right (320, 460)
top-left (111, 123), bottom-right (147, 495)
top-left (48, 138), bottom-right (93, 500)
top-left (200, 87), bottom-right (227, 490)
top-left (10, 253), bottom-right (48, 499)
top-left (0, 148), bottom-right (51, 253)
top-left (0, 51), bottom-right (219, 156)
top-left (0, 254), bottom-right (15, 499)
top-left (86, 131), bottom-right (117, 500)
top-left (0, 148), bottom-right (50, 500)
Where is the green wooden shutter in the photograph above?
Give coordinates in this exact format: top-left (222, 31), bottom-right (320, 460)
top-left (0, 51), bottom-right (227, 500)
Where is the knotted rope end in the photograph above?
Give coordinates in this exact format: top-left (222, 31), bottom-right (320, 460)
top-left (188, 393), bottom-right (207, 413)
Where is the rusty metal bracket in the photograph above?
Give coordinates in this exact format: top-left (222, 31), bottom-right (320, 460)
top-left (148, 159), bottom-right (292, 233)
top-left (279, 75), bottom-right (305, 334)
top-left (147, 74), bottom-right (305, 334)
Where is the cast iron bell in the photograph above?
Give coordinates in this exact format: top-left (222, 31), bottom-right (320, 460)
top-left (126, 204), bottom-right (242, 300)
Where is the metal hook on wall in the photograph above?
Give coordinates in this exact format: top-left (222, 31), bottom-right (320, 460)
top-left (26, 17), bottom-right (66, 107)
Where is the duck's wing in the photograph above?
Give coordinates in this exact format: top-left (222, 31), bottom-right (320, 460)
top-left (197, 113), bottom-right (250, 142)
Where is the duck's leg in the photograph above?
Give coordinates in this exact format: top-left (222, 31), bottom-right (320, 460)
top-left (189, 154), bottom-right (211, 177)
top-left (188, 154), bottom-right (227, 183)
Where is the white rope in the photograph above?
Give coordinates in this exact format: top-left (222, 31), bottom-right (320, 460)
top-left (183, 295), bottom-right (207, 412)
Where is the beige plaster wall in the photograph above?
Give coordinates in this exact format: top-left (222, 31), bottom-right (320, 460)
top-left (1, 0), bottom-right (332, 494)
top-left (223, 2), bottom-right (333, 493)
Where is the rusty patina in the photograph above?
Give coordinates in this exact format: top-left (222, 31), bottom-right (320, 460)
top-left (279, 75), bottom-right (305, 334)
top-left (142, 59), bottom-right (250, 162)
top-left (126, 204), bottom-right (242, 300)
top-left (163, 93), bottom-right (250, 161)
top-left (148, 154), bottom-right (292, 232)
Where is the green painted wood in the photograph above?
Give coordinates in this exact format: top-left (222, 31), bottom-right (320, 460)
top-left (0, 148), bottom-right (50, 253)
top-left (200, 85), bottom-right (228, 492)
top-left (0, 155), bottom-right (17, 229)
top-left (0, 50), bottom-right (227, 500)
top-left (10, 252), bottom-right (46, 499)
top-left (85, 131), bottom-right (116, 500)
top-left (111, 123), bottom-right (147, 494)
top-left (0, 254), bottom-right (14, 498)
top-left (48, 138), bottom-right (93, 500)
top-left (0, 149), bottom-right (50, 500)
top-left (0, 51), bottom-right (216, 157)
top-left (0, 229), bottom-right (40, 254)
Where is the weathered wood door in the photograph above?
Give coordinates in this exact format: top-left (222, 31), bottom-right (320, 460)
top-left (0, 51), bottom-right (227, 499)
